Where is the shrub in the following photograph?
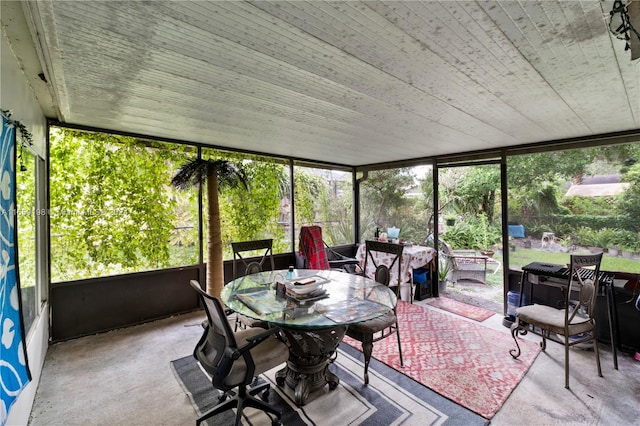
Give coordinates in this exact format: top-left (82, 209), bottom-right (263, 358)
top-left (614, 229), bottom-right (639, 252)
top-left (593, 228), bottom-right (617, 250)
top-left (442, 214), bottom-right (501, 250)
top-left (575, 226), bottom-right (596, 247)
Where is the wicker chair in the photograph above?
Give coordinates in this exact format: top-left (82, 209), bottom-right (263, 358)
top-left (440, 241), bottom-right (488, 284)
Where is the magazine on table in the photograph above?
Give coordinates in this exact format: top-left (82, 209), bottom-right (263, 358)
top-left (235, 290), bottom-right (285, 315)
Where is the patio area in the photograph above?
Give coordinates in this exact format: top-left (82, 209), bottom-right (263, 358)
top-left (27, 299), bottom-right (640, 425)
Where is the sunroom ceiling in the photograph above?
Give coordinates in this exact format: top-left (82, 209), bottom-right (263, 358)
top-left (10, 1), bottom-right (640, 166)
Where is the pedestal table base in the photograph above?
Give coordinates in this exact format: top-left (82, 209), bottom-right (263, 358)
top-left (275, 325), bottom-right (347, 406)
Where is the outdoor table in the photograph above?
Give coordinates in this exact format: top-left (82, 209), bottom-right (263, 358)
top-left (355, 242), bottom-right (436, 287)
top-left (221, 269), bottom-right (396, 406)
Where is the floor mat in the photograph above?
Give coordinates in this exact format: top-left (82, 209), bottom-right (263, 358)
top-left (343, 301), bottom-right (540, 419)
top-left (427, 296), bottom-right (496, 322)
top-left (171, 343), bottom-right (487, 425)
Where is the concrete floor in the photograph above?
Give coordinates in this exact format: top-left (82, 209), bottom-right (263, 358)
top-left (28, 301), bottom-right (640, 426)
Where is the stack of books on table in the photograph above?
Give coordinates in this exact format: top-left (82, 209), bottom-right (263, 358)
top-left (284, 277), bottom-right (329, 305)
top-left (285, 287), bottom-right (329, 304)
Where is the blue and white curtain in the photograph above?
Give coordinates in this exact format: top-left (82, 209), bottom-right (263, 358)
top-left (0, 113), bottom-right (31, 425)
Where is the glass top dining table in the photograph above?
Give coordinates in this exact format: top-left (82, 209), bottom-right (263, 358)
top-left (222, 268), bottom-right (397, 405)
top-left (221, 268), bottom-right (397, 329)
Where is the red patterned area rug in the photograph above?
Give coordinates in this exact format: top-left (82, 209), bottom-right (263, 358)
top-left (343, 301), bottom-right (541, 419)
top-left (427, 296), bottom-right (495, 322)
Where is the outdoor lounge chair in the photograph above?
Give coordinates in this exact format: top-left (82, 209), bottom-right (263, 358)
top-left (440, 241), bottom-right (488, 284)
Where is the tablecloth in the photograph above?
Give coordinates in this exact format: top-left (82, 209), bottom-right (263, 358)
top-left (355, 243), bottom-right (436, 287)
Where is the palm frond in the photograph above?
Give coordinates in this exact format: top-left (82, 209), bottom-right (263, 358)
top-left (216, 160), bottom-right (248, 190)
top-left (171, 158), bottom-right (248, 191)
top-left (171, 158), bottom-right (211, 189)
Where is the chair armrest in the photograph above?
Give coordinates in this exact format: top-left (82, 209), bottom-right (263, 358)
top-left (242, 326), bottom-right (282, 348)
top-left (444, 253), bottom-right (488, 262)
top-left (442, 252), bottom-right (488, 271)
top-left (221, 326), bottom-right (285, 385)
top-left (452, 249), bottom-right (477, 256)
top-left (226, 326), bottom-right (283, 361)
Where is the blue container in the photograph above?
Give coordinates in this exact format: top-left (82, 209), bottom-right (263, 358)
top-left (507, 224), bottom-right (525, 238)
top-left (507, 291), bottom-right (527, 318)
top-left (413, 268), bottom-right (429, 284)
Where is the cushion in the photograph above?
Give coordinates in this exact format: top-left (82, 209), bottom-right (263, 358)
top-left (516, 304), bottom-right (593, 336)
top-left (223, 328), bottom-right (289, 387)
top-left (347, 311), bottom-right (397, 335)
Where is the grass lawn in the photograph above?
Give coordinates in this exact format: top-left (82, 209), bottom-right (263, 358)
top-left (508, 248), bottom-right (640, 274)
top-left (481, 247), bottom-right (640, 288)
top-left (491, 248), bottom-right (640, 275)
top-left (451, 247), bottom-right (640, 313)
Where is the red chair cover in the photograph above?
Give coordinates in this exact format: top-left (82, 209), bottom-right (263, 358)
top-left (298, 226), bottom-right (330, 269)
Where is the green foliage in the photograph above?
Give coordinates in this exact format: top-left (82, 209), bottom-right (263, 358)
top-left (50, 128), bottom-right (195, 281)
top-left (562, 195), bottom-right (618, 216)
top-left (360, 168), bottom-right (422, 241)
top-left (547, 221), bottom-right (573, 240)
top-left (474, 214), bottom-right (502, 249)
top-left (508, 149), bottom-right (597, 187)
top-left (294, 168), bottom-right (327, 225)
top-left (572, 226), bottom-right (618, 249)
top-left (52, 127), bottom-right (355, 282)
top-left (553, 214), bottom-right (629, 233)
top-left (593, 228), bottom-right (617, 250)
top-left (617, 163), bottom-right (640, 232)
top-left (435, 167), bottom-right (466, 223)
top-left (451, 166), bottom-right (501, 223)
top-left (508, 183), bottom-right (562, 220)
top-left (419, 170), bottom-right (434, 213)
top-left (440, 227), bottom-right (469, 248)
top-left (612, 229), bottom-right (639, 251)
top-left (320, 189), bottom-right (354, 246)
top-left (442, 214), bottom-right (501, 250)
top-left (361, 168), bottom-right (414, 225)
top-left (574, 226), bottom-right (596, 247)
top-left (16, 149), bottom-right (36, 288)
top-left (292, 166), bottom-right (354, 244)
top-left (438, 257), bottom-right (452, 281)
top-left (222, 159), bottom-right (287, 249)
top-left (203, 148), bottom-right (292, 256)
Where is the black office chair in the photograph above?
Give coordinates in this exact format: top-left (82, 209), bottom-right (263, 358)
top-left (189, 280), bottom-right (289, 426)
top-left (345, 240), bottom-right (404, 385)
